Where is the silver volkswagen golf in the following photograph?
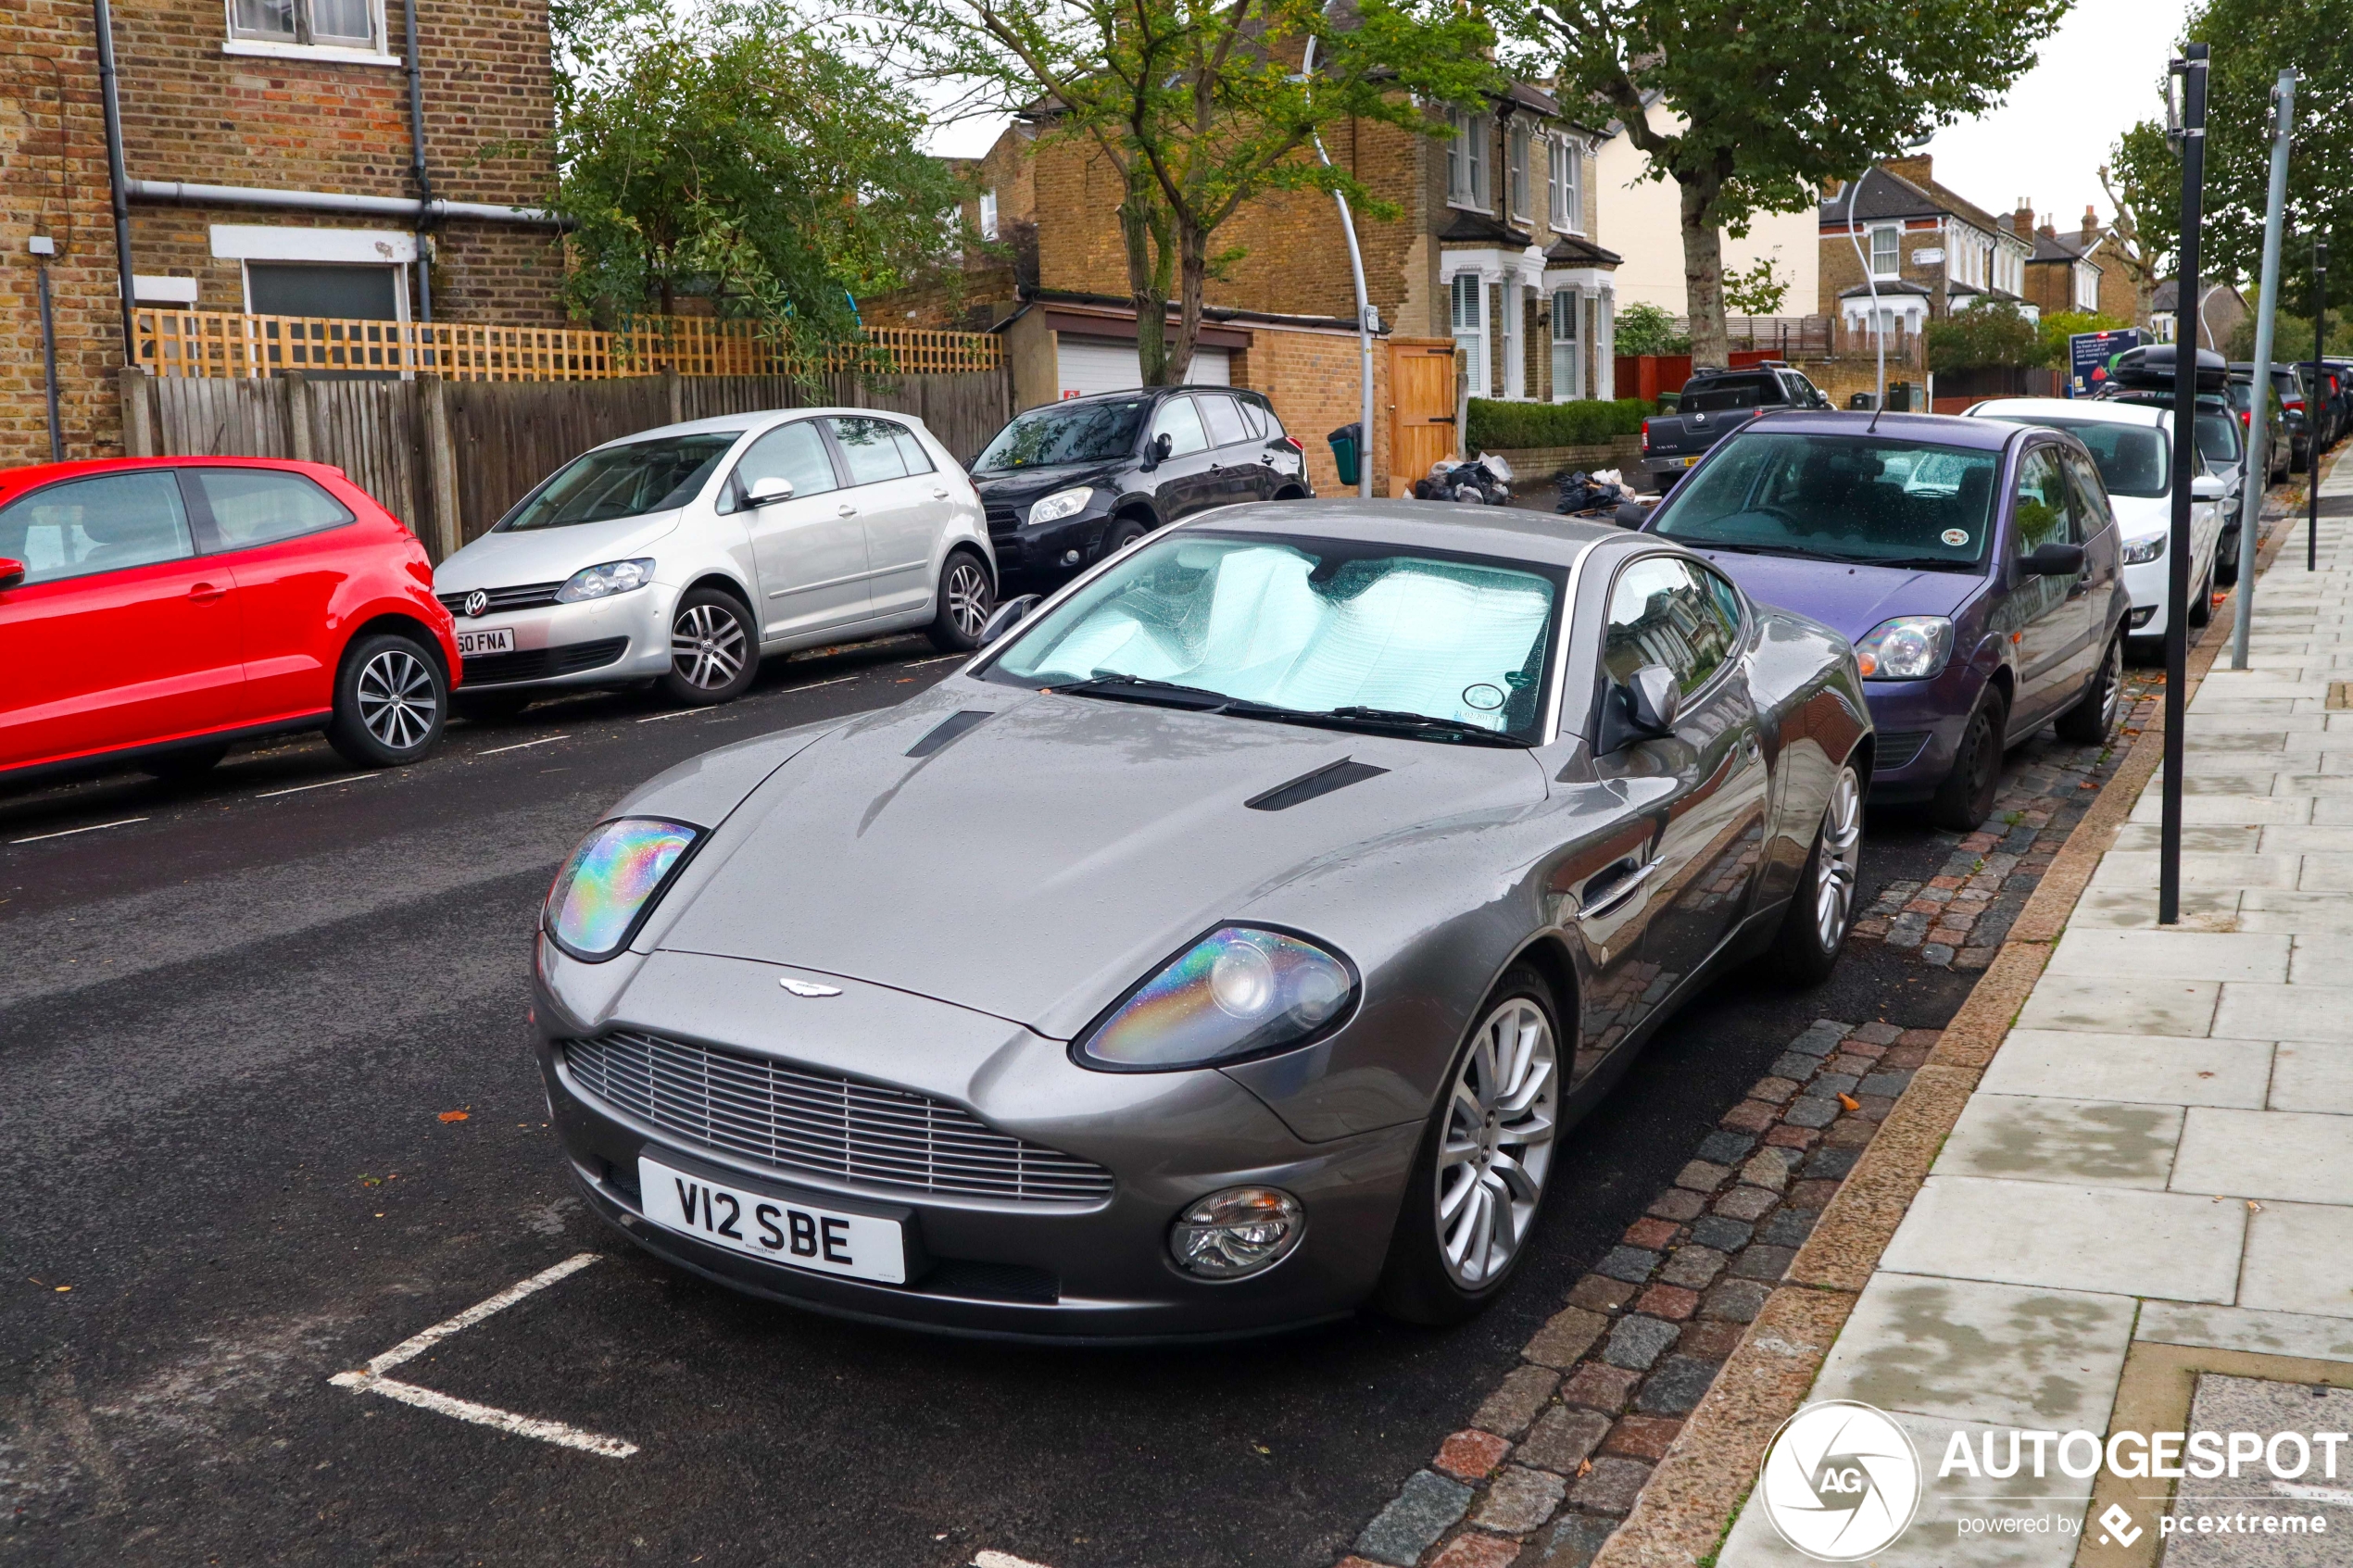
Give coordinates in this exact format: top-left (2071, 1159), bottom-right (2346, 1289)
top-left (434, 410), bottom-right (997, 717)
top-left (531, 502), bottom-right (1870, 1338)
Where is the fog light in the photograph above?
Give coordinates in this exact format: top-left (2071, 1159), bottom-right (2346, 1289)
top-left (1169, 1186), bottom-right (1304, 1278)
top-left (2130, 606), bottom-right (2157, 629)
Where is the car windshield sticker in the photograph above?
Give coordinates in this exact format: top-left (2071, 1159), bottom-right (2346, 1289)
top-left (1462, 684), bottom-right (1506, 711)
top-left (1941, 528), bottom-right (1969, 547)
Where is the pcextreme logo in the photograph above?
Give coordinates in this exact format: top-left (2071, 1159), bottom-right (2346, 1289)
top-left (1757, 1400), bottom-right (1924, 1562)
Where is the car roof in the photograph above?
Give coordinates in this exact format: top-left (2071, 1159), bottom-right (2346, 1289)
top-left (1721, 409), bottom-right (2020, 451)
top-left (1025, 385), bottom-right (1239, 411)
top-left (1172, 497), bottom-right (1619, 569)
top-left (592, 408), bottom-right (935, 449)
top-left (1968, 397), bottom-right (2167, 429)
top-left (0, 454), bottom-right (355, 504)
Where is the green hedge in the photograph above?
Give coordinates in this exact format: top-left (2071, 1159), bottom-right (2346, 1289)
top-left (1466, 396), bottom-right (1654, 452)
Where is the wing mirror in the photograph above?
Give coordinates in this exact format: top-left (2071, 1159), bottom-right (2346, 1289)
top-left (0, 558), bottom-right (23, 590)
top-left (1614, 501), bottom-right (1647, 530)
top-left (746, 475), bottom-right (794, 507)
top-left (979, 593), bottom-right (1041, 647)
top-left (1626, 664), bottom-right (1680, 734)
top-left (2190, 473), bottom-right (2227, 502)
top-left (1145, 432), bottom-right (1175, 467)
top-left (2020, 541), bottom-right (2086, 577)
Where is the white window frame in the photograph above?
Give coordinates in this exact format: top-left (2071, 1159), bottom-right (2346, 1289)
top-left (2075, 262), bottom-right (2098, 311)
top-left (1549, 136), bottom-right (1583, 235)
top-left (978, 189), bottom-right (999, 243)
top-left (1447, 109), bottom-right (1490, 211)
top-left (1507, 122), bottom-right (1530, 221)
top-left (1869, 225), bottom-right (1901, 278)
top-left (222, 0), bottom-right (396, 63)
top-left (1550, 286), bottom-right (1582, 402)
top-left (1502, 279), bottom-right (1525, 400)
top-left (1451, 272), bottom-right (1487, 395)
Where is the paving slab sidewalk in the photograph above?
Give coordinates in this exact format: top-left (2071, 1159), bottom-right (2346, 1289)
top-left (1697, 460), bottom-right (2353, 1565)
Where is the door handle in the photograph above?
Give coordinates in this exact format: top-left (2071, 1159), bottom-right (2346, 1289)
top-left (188, 582), bottom-right (228, 603)
top-left (837, 504), bottom-right (859, 518)
top-left (1579, 859), bottom-right (1656, 920)
top-left (933, 488), bottom-right (951, 499)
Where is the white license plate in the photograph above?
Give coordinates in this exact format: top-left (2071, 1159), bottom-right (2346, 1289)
top-left (457, 627), bottom-right (515, 658)
top-left (637, 1156), bottom-right (906, 1284)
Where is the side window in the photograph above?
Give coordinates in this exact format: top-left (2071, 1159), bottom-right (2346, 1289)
top-left (2060, 452), bottom-right (2111, 541)
top-left (1697, 563), bottom-right (1744, 640)
top-left (1199, 394), bottom-right (1251, 448)
top-left (724, 420), bottom-right (837, 513)
top-left (1789, 372), bottom-right (1824, 408)
top-left (0, 470), bottom-right (195, 584)
top-left (186, 468), bottom-right (354, 549)
top-left (1151, 395), bottom-right (1210, 458)
top-left (2012, 446), bottom-right (2073, 555)
top-left (828, 417), bottom-right (913, 487)
top-left (1235, 397), bottom-right (1267, 440)
top-left (1250, 396), bottom-right (1286, 439)
top-left (887, 423), bottom-right (937, 476)
top-left (1604, 556), bottom-right (1730, 697)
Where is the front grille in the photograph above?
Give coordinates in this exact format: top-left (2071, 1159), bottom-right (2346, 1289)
top-left (984, 505), bottom-right (1021, 534)
top-left (1873, 731), bottom-right (1931, 771)
top-left (437, 581), bottom-right (567, 615)
top-left (461, 636), bottom-right (629, 686)
top-left (563, 1031), bottom-right (1116, 1205)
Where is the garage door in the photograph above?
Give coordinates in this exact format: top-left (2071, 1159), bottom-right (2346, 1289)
top-left (1056, 336), bottom-right (1230, 399)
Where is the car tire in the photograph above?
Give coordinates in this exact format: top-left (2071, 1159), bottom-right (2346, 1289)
top-left (1373, 963), bottom-right (1564, 1326)
top-left (1768, 758), bottom-right (1864, 987)
top-left (454, 690), bottom-right (535, 724)
top-left (2055, 633), bottom-right (2124, 744)
top-left (1928, 687), bottom-right (2006, 833)
top-left (2217, 538), bottom-right (2240, 587)
top-left (660, 586), bottom-right (758, 707)
top-left (142, 743), bottom-right (231, 783)
top-left (326, 632), bottom-right (447, 768)
top-left (1100, 517), bottom-right (1150, 558)
top-left (925, 548), bottom-right (996, 654)
top-left (2189, 564), bottom-right (2214, 628)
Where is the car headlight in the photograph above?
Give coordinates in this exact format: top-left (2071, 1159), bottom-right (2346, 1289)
top-left (544, 817), bottom-right (701, 960)
top-left (554, 558), bottom-right (657, 603)
top-left (2121, 533), bottom-right (2166, 565)
top-left (1076, 925), bottom-right (1357, 1072)
top-left (1169, 1186), bottom-right (1305, 1278)
top-left (1026, 486), bottom-right (1093, 526)
top-left (1854, 615), bottom-right (1955, 682)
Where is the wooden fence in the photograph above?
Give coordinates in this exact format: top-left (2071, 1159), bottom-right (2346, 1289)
top-left (121, 362), bottom-right (1014, 559)
top-left (132, 309), bottom-right (1002, 382)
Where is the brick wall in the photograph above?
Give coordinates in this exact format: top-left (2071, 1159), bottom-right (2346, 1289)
top-left (1231, 321), bottom-right (1390, 495)
top-left (1817, 217), bottom-right (1942, 319)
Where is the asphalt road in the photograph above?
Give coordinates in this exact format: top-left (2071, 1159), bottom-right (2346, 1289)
top-left (2, 634), bottom-right (1984, 1568)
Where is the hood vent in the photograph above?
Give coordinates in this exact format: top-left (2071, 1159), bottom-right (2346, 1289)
top-left (905, 709), bottom-right (996, 759)
top-left (1246, 758), bottom-right (1389, 812)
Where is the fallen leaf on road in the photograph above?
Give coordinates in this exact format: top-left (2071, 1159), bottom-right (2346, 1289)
top-left (1837, 1093), bottom-right (1861, 1111)
top-left (2249, 1200), bottom-right (2265, 1212)
top-left (1577, 1459), bottom-right (1593, 1478)
top-left (438, 1110), bottom-right (470, 1123)
top-left (55, 1286), bottom-right (69, 1293)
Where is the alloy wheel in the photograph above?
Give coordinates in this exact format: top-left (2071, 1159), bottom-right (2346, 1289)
top-left (356, 646), bottom-right (437, 752)
top-left (672, 601), bottom-right (747, 691)
top-left (946, 560), bottom-right (991, 638)
top-left (2098, 638), bottom-right (2124, 733)
top-left (1436, 997), bottom-right (1559, 1289)
top-left (1815, 764), bottom-right (1864, 951)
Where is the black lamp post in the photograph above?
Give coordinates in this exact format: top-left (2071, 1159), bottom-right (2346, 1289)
top-left (2313, 238), bottom-right (2329, 573)
top-left (2159, 44), bottom-right (2208, 927)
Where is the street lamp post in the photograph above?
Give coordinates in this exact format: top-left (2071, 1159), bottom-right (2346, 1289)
top-left (2233, 69), bottom-right (2296, 671)
top-left (2159, 44), bottom-right (2208, 928)
top-left (2312, 239), bottom-right (2329, 573)
top-left (1845, 169), bottom-right (1887, 408)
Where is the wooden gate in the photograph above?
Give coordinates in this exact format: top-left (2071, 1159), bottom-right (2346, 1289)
top-left (1389, 339), bottom-right (1459, 491)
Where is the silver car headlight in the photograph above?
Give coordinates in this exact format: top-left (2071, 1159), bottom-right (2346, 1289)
top-left (1076, 925), bottom-right (1357, 1072)
top-left (1854, 615), bottom-right (1955, 682)
top-left (2121, 533), bottom-right (2166, 565)
top-left (1026, 486), bottom-right (1093, 526)
top-left (544, 817), bottom-right (701, 960)
top-left (554, 558), bottom-right (657, 603)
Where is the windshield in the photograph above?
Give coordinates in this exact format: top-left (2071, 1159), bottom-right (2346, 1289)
top-left (973, 399), bottom-right (1149, 472)
top-left (1651, 433), bottom-right (1999, 567)
top-left (500, 433), bottom-right (739, 530)
top-left (1980, 416), bottom-right (2170, 498)
top-left (985, 533), bottom-right (1561, 742)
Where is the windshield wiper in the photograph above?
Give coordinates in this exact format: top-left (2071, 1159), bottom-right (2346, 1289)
top-left (1307, 705), bottom-right (1528, 747)
top-left (1045, 672), bottom-right (1238, 709)
top-left (1050, 678), bottom-right (1527, 746)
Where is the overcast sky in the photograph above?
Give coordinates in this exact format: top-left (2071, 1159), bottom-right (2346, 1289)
top-left (1920, 0), bottom-right (2193, 232)
top-left (921, 0), bottom-right (2199, 224)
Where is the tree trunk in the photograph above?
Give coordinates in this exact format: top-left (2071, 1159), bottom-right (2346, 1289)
top-left (1121, 173), bottom-right (1182, 385)
top-left (1680, 173), bottom-right (1729, 370)
top-left (1168, 223), bottom-right (1208, 384)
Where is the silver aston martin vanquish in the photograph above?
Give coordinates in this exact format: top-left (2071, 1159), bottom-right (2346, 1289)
top-left (531, 501), bottom-right (1870, 1338)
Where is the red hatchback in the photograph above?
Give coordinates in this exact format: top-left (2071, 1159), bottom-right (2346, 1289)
top-left (0, 457), bottom-right (460, 785)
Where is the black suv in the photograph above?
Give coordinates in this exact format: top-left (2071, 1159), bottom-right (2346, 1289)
top-left (967, 385), bottom-right (1313, 578)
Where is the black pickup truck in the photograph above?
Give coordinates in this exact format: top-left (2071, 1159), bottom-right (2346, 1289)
top-left (1638, 365), bottom-right (1834, 492)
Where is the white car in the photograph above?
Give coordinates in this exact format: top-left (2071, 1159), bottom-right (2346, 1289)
top-left (1966, 397), bottom-right (2226, 646)
top-left (433, 409), bottom-right (997, 714)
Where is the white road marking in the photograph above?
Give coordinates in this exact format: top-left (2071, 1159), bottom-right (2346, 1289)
top-left (10, 818), bottom-right (148, 845)
top-left (973, 1553), bottom-right (1057, 1568)
top-left (474, 734), bottom-right (571, 756)
top-left (789, 674), bottom-right (862, 691)
top-left (635, 709), bottom-right (698, 722)
top-left (907, 656), bottom-right (966, 667)
top-left (255, 775), bottom-right (376, 799)
top-left (329, 1252), bottom-right (635, 1459)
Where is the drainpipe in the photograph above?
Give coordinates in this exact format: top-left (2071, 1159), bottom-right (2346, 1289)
top-left (31, 236), bottom-right (65, 461)
top-left (1298, 33), bottom-right (1376, 497)
top-left (404, 0), bottom-right (433, 322)
top-left (94, 0), bottom-right (140, 369)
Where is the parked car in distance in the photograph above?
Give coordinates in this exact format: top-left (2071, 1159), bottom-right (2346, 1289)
top-left (968, 386), bottom-right (1312, 580)
top-left (1968, 397), bottom-right (2225, 646)
top-left (1643, 410), bottom-right (2126, 830)
top-left (1637, 364), bottom-right (1835, 494)
top-left (2223, 365), bottom-right (2293, 486)
top-left (0, 456), bottom-right (458, 786)
top-left (532, 502), bottom-right (1869, 1336)
top-left (433, 409), bottom-right (995, 719)
top-left (2095, 349), bottom-right (2250, 584)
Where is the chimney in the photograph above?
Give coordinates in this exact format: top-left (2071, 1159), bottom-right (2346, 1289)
top-left (2082, 205), bottom-right (2100, 246)
top-left (1883, 153), bottom-right (1933, 188)
top-left (2015, 199), bottom-right (2035, 238)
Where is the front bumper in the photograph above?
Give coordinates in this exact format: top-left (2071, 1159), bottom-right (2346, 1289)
top-left (987, 508), bottom-right (1114, 579)
top-left (534, 947), bottom-right (1420, 1339)
top-left (1856, 660), bottom-right (1989, 803)
top-left (447, 586), bottom-right (674, 690)
top-left (2121, 551), bottom-right (2179, 640)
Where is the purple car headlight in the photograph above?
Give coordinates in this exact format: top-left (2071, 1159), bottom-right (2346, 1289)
top-left (544, 818), bottom-right (701, 960)
top-left (1077, 925), bottom-right (1357, 1072)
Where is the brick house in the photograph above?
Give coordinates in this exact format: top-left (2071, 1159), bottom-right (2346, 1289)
top-left (1817, 156), bottom-right (2033, 335)
top-left (2017, 203), bottom-right (2141, 325)
top-left (3, 0), bottom-right (560, 465)
top-left (2150, 278), bottom-right (2248, 351)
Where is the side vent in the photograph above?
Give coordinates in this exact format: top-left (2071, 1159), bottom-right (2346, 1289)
top-left (905, 709), bottom-right (995, 759)
top-left (1246, 758), bottom-right (1390, 811)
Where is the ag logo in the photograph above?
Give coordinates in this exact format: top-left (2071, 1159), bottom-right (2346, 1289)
top-left (1757, 1400), bottom-right (1922, 1561)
